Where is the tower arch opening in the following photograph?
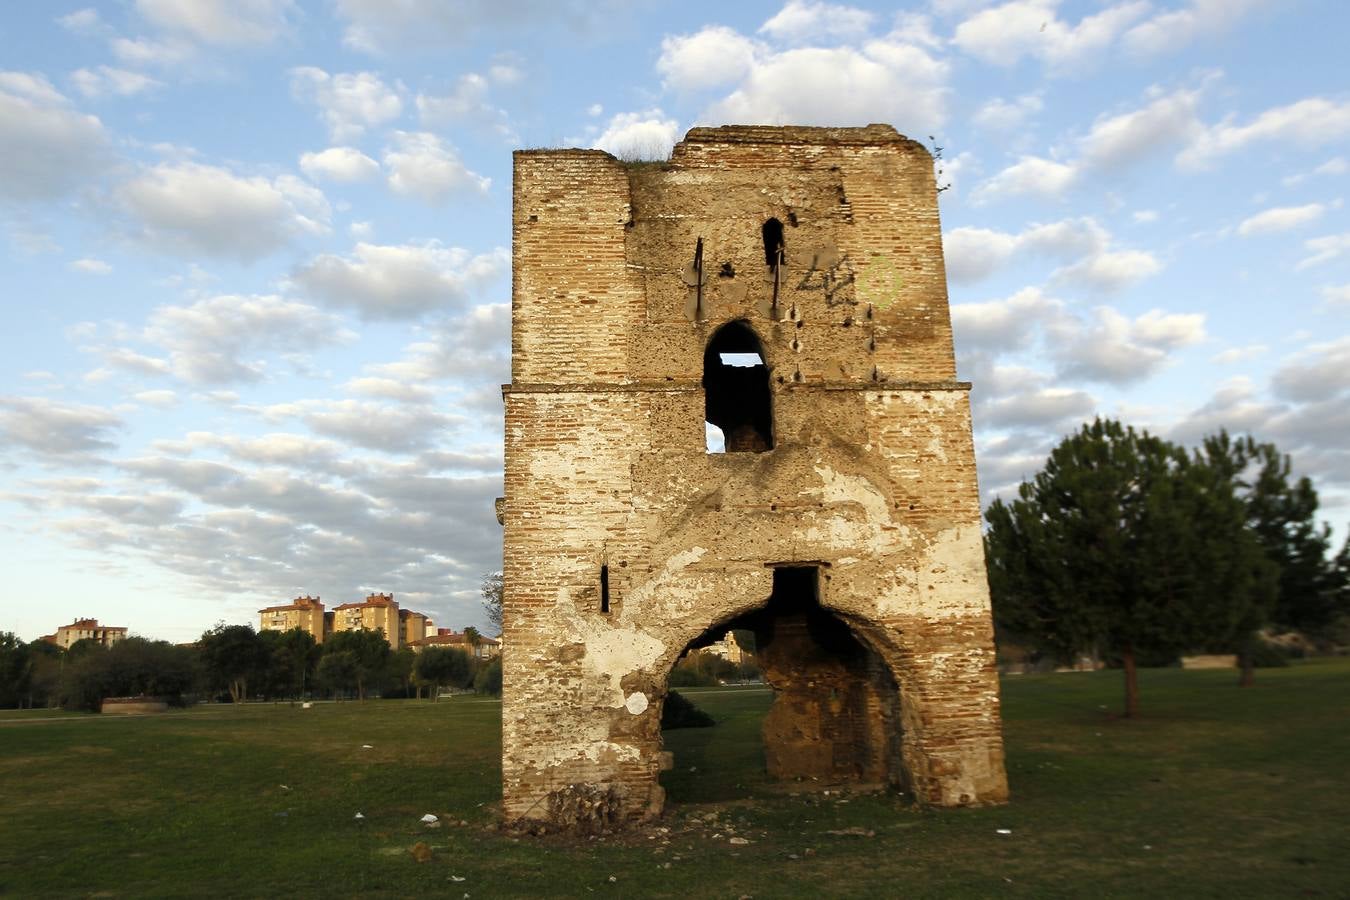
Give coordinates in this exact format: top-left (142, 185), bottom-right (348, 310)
top-left (659, 566), bottom-right (907, 806)
top-left (703, 320), bottom-right (773, 453)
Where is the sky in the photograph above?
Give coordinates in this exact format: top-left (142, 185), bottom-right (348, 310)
top-left (1, 0), bottom-right (1348, 644)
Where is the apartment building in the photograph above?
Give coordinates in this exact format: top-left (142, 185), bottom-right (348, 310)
top-left (43, 618), bottom-right (127, 650)
top-left (257, 595), bottom-right (327, 643)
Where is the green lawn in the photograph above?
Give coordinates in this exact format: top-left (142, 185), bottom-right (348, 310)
top-left (1, 661), bottom-right (1347, 898)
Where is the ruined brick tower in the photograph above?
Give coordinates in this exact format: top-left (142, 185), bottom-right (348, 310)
top-left (501, 125), bottom-right (1008, 829)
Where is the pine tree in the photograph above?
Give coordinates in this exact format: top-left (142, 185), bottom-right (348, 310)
top-left (986, 419), bottom-right (1274, 716)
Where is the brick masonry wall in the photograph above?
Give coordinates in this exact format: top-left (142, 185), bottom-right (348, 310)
top-left (502, 126), bottom-right (1007, 829)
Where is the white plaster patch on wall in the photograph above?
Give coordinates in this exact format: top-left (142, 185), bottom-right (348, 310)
top-left (620, 545), bottom-right (708, 612)
top-left (625, 692), bottom-right (649, 715)
top-left (812, 465), bottom-right (891, 522)
top-left (569, 616), bottom-right (667, 709)
top-left (876, 525), bottom-right (989, 618)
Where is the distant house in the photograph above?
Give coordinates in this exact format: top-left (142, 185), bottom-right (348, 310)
top-left (43, 618), bottom-right (127, 650)
top-left (407, 629), bottom-right (501, 659)
top-left (258, 595), bottom-right (327, 643)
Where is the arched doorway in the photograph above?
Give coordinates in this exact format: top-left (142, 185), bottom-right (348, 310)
top-left (659, 566), bottom-right (906, 805)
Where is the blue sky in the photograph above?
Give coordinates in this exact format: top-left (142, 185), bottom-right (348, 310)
top-left (2, 0), bottom-right (1347, 643)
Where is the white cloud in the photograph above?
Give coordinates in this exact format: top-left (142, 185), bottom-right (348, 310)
top-left (1079, 87), bottom-right (1204, 171)
top-left (947, 217), bottom-right (1160, 292)
top-left (134, 0), bottom-right (296, 46)
top-left (1283, 156), bottom-right (1348, 188)
top-left (57, 8), bottom-right (101, 33)
top-left (70, 258), bottom-right (112, 275)
top-left (1237, 202), bottom-right (1329, 237)
top-left (1133, 209), bottom-right (1159, 223)
top-left (139, 294), bottom-right (353, 384)
top-left (299, 147), bottom-right (380, 183)
top-left (972, 93), bottom-right (1043, 131)
top-left (1051, 306), bottom-right (1205, 383)
top-left (653, 17), bottom-right (949, 133)
top-left (1210, 344), bottom-right (1267, 364)
top-left (715, 40), bottom-right (949, 130)
top-left (368, 303), bottom-right (511, 383)
top-left (110, 36), bottom-right (196, 68)
top-left (1052, 249), bottom-right (1162, 292)
top-left (117, 161), bottom-right (331, 261)
top-left (951, 0), bottom-right (1150, 70)
top-left (1179, 97), bottom-right (1350, 171)
top-left (1321, 284), bottom-right (1350, 309)
top-left (263, 399), bottom-right (460, 453)
top-left (415, 72), bottom-right (515, 140)
top-left (1123, 0), bottom-right (1273, 57)
top-left (759, 1), bottom-right (875, 44)
top-left (0, 397), bottom-right (122, 457)
top-left (1296, 233), bottom-right (1350, 270)
top-left (951, 287), bottom-right (1063, 353)
top-left (983, 386), bottom-right (1097, 428)
top-left (289, 67), bottom-right (403, 142)
top-left (971, 154), bottom-right (1077, 203)
top-left (343, 377), bottom-right (435, 404)
top-left (70, 66), bottom-right (161, 99)
top-left (657, 26), bottom-right (759, 91)
top-left (1270, 336), bottom-right (1350, 403)
top-left (0, 72), bottom-right (108, 202)
top-left (973, 84), bottom-right (1208, 202)
top-left (133, 389), bottom-right (179, 408)
top-left (591, 110), bottom-right (681, 160)
top-left (943, 228), bottom-right (1018, 283)
top-left (383, 131), bottom-right (490, 202)
top-left (291, 242), bottom-right (507, 320)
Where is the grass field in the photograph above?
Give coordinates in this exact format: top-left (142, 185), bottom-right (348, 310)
top-left (1, 660), bottom-right (1347, 898)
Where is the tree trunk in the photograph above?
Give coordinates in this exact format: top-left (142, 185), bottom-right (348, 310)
top-left (1238, 651), bottom-right (1255, 688)
top-left (1122, 644), bottom-right (1139, 718)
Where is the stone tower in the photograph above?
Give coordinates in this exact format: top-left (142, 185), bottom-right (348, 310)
top-left (501, 125), bottom-right (1008, 830)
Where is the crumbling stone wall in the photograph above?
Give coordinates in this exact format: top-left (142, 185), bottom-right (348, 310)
top-left (501, 125), bottom-right (1008, 830)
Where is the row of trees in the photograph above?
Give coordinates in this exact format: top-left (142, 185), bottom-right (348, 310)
top-left (986, 421), bottom-right (1349, 716)
top-left (0, 624), bottom-right (500, 711)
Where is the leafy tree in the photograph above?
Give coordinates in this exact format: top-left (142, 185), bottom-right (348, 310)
top-left (473, 655), bottom-right (502, 696)
top-left (463, 626), bottom-right (481, 650)
top-left (24, 640), bottom-right (62, 709)
top-left (258, 628), bottom-right (319, 699)
top-left (322, 629), bottom-right (390, 700)
top-left (1199, 431), bottom-right (1345, 636)
top-left (481, 571), bottom-right (503, 630)
top-left (986, 419), bottom-right (1275, 717)
top-left (415, 646), bottom-right (472, 700)
top-left (387, 647), bottom-right (417, 698)
top-left (0, 632), bottom-right (31, 708)
top-left (59, 638), bottom-right (197, 711)
top-left (316, 651), bottom-right (358, 700)
top-left (199, 624), bottom-right (268, 703)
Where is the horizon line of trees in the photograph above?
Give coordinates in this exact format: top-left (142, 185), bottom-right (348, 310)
top-left (986, 420), bottom-right (1349, 717)
top-left (0, 623), bottom-right (501, 712)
